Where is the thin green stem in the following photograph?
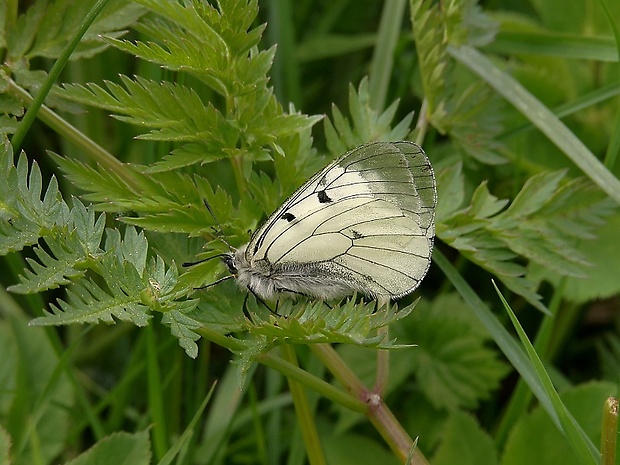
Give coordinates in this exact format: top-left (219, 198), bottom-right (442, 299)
top-left (11, 0), bottom-right (112, 150)
top-left (146, 325), bottom-right (168, 461)
top-left (230, 155), bottom-right (248, 197)
top-left (367, 398), bottom-right (429, 465)
top-left (369, 0), bottom-right (407, 111)
top-left (280, 345), bottom-right (326, 465)
top-left (311, 343), bottom-right (367, 397)
top-left (194, 327), bottom-right (366, 413)
top-left (374, 326), bottom-right (390, 395)
top-left (6, 79), bottom-right (138, 188)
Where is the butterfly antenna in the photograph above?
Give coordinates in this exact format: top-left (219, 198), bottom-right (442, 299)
top-left (203, 199), bottom-right (233, 252)
top-left (183, 252), bottom-right (229, 267)
top-left (192, 273), bottom-right (234, 289)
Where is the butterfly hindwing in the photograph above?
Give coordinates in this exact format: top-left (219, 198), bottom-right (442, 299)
top-left (240, 141), bottom-right (437, 300)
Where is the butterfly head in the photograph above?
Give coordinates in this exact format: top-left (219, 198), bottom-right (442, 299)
top-left (221, 245), bottom-right (250, 276)
top-left (222, 252), bottom-right (237, 274)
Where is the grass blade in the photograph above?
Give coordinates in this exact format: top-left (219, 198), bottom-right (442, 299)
top-left (492, 280), bottom-right (600, 465)
top-left (434, 249), bottom-right (599, 461)
top-left (449, 44), bottom-right (620, 206)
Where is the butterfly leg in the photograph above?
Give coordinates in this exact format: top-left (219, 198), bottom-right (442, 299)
top-left (246, 288), bottom-right (276, 316)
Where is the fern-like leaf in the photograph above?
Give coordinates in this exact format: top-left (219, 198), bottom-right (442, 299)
top-left (9, 201), bottom-right (106, 293)
top-left (0, 140), bottom-right (69, 254)
top-left (57, 0), bottom-right (321, 172)
top-left (410, 0), bottom-right (505, 164)
top-left (231, 297), bottom-right (416, 383)
top-left (324, 78), bottom-right (414, 155)
top-left (0, 0), bottom-right (145, 126)
top-left (436, 164), bottom-right (614, 310)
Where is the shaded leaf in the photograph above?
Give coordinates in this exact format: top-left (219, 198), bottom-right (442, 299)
top-left (65, 430), bottom-right (151, 465)
top-left (433, 411), bottom-right (498, 465)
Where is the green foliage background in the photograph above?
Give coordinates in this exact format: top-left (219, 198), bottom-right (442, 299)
top-left (0, 0), bottom-right (619, 464)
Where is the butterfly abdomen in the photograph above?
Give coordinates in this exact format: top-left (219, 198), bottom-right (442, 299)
top-left (233, 246), bottom-right (371, 300)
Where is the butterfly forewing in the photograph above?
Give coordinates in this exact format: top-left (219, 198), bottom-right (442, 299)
top-left (242, 141), bottom-right (437, 300)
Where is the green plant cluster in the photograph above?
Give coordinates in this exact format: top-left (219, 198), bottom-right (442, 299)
top-left (1, 0), bottom-right (619, 465)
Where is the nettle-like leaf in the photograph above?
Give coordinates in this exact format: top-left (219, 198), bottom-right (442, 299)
top-left (324, 78), bottom-right (414, 156)
top-left (436, 164), bottom-right (615, 310)
top-left (410, 0), bottom-right (505, 164)
top-left (393, 293), bottom-right (508, 410)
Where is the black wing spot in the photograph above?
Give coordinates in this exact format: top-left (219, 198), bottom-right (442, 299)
top-left (281, 212), bottom-right (296, 222)
top-left (317, 190), bottom-right (332, 203)
top-left (351, 229), bottom-right (364, 239)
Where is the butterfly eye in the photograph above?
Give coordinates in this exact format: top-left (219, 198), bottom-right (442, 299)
top-left (222, 253), bottom-right (237, 273)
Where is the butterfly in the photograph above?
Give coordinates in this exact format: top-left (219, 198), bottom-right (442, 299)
top-left (219, 141), bottom-right (436, 302)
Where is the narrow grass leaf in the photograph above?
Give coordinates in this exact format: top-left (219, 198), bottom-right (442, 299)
top-left (449, 45), bottom-right (620, 206)
top-left (492, 281), bottom-right (600, 465)
top-left (485, 31), bottom-right (619, 62)
top-left (156, 382), bottom-right (216, 465)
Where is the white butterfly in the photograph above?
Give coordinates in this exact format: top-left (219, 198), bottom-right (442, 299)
top-left (221, 141), bottom-right (436, 301)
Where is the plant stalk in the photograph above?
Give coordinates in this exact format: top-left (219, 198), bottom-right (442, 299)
top-left (280, 344), bottom-right (327, 465)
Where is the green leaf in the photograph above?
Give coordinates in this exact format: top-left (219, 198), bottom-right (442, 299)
top-left (64, 430), bottom-right (151, 465)
top-left (394, 293), bottom-right (509, 410)
top-left (31, 271), bottom-right (152, 327)
top-left (60, 76), bottom-right (238, 151)
top-left (433, 411), bottom-right (498, 465)
top-left (0, 314), bottom-right (73, 465)
top-left (0, 140), bottom-right (70, 255)
top-left (229, 298), bottom-right (416, 383)
top-left (529, 212), bottom-right (620, 303)
top-left (161, 304), bottom-right (202, 359)
top-left (449, 44), bottom-right (620, 205)
top-left (8, 201), bottom-right (106, 293)
top-left (56, 0), bottom-right (322, 174)
top-left (438, 167), bottom-right (613, 310)
top-left (0, 425), bottom-right (9, 465)
top-left (324, 78), bottom-right (414, 154)
top-left (410, 0), bottom-right (505, 164)
top-left (27, 0), bottom-right (145, 60)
